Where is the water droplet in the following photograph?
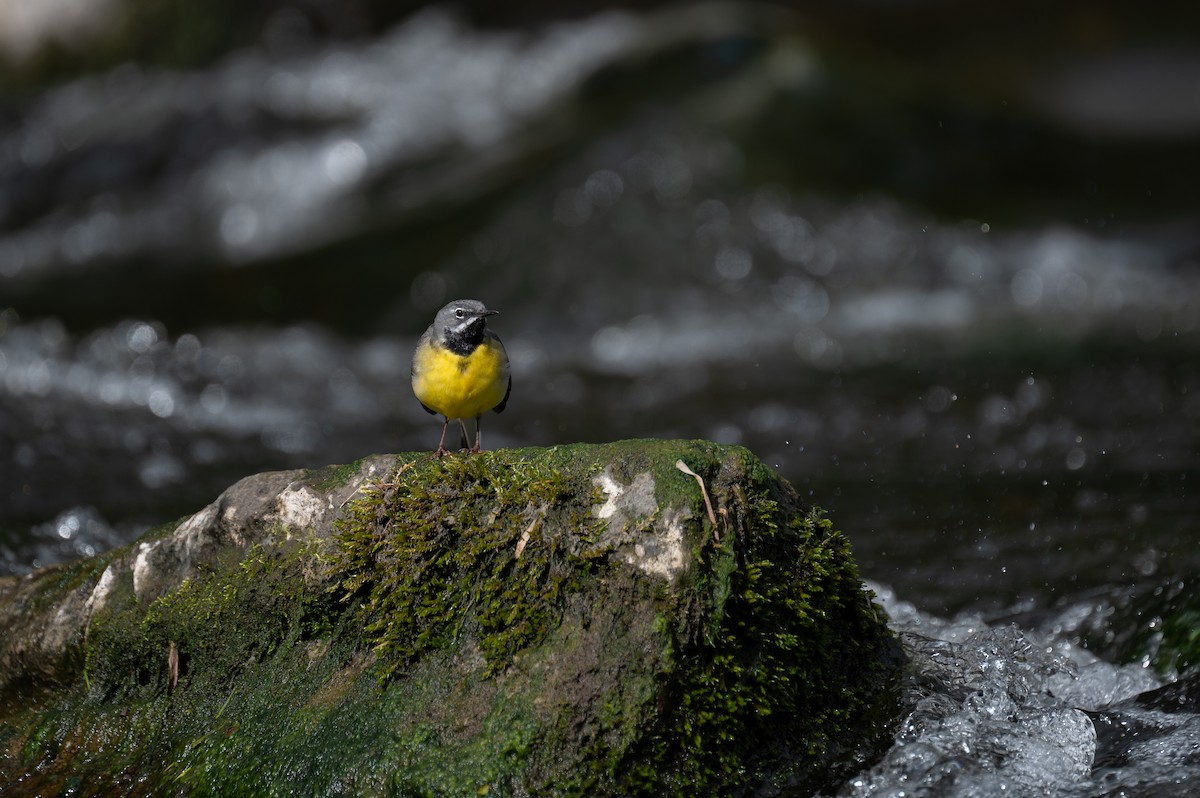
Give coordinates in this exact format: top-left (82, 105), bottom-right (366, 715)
top-left (1065, 448), bottom-right (1087, 470)
top-left (126, 321), bottom-right (158, 353)
top-left (583, 169), bottom-right (623, 208)
top-left (714, 246), bottom-right (752, 281)
top-left (148, 387), bottom-right (175, 418)
top-left (220, 204), bottom-right (259, 248)
top-left (323, 139), bottom-right (368, 186)
top-left (1011, 269), bottom-right (1044, 307)
top-left (200, 383), bottom-right (228, 414)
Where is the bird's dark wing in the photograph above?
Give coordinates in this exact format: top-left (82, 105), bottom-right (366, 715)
top-left (494, 374), bottom-right (512, 414)
top-left (488, 329), bottom-right (511, 414)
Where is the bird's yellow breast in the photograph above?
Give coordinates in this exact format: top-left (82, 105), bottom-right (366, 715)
top-left (412, 338), bottom-right (509, 420)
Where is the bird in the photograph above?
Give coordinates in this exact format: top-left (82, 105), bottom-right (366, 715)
top-left (411, 299), bottom-right (511, 457)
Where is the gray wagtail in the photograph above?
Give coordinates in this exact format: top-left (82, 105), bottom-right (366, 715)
top-left (411, 299), bottom-right (511, 457)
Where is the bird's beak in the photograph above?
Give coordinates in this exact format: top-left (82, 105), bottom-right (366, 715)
top-left (485, 309), bottom-right (499, 317)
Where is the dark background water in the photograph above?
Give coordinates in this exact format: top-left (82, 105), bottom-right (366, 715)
top-left (2, 1), bottom-right (1198, 631)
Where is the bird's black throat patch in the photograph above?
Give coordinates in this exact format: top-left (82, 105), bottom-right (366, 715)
top-left (443, 318), bottom-right (485, 356)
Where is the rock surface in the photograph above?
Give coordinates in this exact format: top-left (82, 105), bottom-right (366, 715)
top-left (0, 440), bottom-right (900, 796)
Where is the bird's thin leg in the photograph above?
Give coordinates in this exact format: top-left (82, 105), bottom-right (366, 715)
top-left (433, 417), bottom-right (451, 458)
top-left (470, 415), bottom-right (483, 453)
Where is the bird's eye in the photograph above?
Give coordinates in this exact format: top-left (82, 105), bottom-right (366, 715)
top-left (455, 308), bottom-right (465, 319)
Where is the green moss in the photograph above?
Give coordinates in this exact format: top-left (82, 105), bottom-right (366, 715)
top-left (388, 700), bottom-right (541, 797)
top-left (587, 449), bottom-right (901, 796)
top-left (333, 450), bottom-right (606, 680)
top-left (666, 505), bottom-right (895, 793)
top-left (85, 533), bottom-right (335, 696)
top-left (24, 531), bottom-right (355, 795)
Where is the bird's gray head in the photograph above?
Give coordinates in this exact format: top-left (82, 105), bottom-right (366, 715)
top-left (434, 299), bottom-right (497, 350)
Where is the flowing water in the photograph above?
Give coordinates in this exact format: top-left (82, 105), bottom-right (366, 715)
top-left (2, 5), bottom-right (1199, 794)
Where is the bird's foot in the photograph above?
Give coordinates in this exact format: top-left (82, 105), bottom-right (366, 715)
top-left (432, 446), bottom-right (452, 459)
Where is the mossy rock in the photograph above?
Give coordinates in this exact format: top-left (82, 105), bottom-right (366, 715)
top-left (0, 440), bottom-right (901, 796)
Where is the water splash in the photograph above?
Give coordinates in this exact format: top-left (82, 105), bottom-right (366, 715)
top-left (843, 583), bottom-right (1176, 797)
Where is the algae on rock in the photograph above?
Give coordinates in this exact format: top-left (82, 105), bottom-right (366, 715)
top-left (0, 440), bottom-right (901, 796)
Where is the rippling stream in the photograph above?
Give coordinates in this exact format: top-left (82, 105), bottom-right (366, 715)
top-left (3, 3), bottom-right (1199, 794)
